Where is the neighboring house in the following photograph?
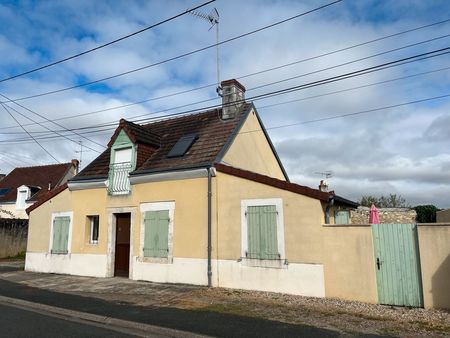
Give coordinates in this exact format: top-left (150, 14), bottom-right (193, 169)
top-left (25, 79), bottom-right (357, 297)
top-left (0, 174), bottom-right (5, 181)
top-left (0, 161), bottom-right (79, 219)
top-left (436, 208), bottom-right (450, 222)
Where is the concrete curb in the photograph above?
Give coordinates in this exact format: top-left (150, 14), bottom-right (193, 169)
top-left (0, 295), bottom-right (207, 337)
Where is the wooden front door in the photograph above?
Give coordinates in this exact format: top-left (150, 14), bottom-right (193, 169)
top-left (372, 223), bottom-right (423, 307)
top-left (114, 213), bottom-right (131, 277)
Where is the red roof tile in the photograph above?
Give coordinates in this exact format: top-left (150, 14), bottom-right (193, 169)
top-left (0, 162), bottom-right (75, 203)
top-left (26, 183), bottom-right (68, 215)
top-left (74, 104), bottom-right (252, 179)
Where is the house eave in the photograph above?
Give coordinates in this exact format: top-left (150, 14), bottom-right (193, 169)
top-left (67, 178), bottom-right (108, 191)
top-left (130, 166), bottom-right (216, 185)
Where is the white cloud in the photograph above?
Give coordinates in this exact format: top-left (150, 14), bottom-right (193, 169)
top-left (0, 0), bottom-right (449, 208)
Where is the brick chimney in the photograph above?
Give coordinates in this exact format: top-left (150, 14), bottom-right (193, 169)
top-left (319, 180), bottom-right (328, 192)
top-left (221, 79), bottom-right (245, 120)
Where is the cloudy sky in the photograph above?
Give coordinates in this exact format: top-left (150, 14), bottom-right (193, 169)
top-left (0, 0), bottom-right (449, 207)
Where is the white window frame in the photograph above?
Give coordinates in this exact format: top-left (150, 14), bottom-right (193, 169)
top-left (16, 185), bottom-right (30, 210)
top-left (88, 215), bottom-right (100, 245)
top-left (241, 198), bottom-right (286, 268)
top-left (49, 211), bottom-right (73, 255)
top-left (139, 201), bottom-right (175, 263)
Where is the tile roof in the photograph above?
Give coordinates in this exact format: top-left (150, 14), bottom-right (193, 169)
top-left (215, 163), bottom-right (331, 202)
top-left (0, 162), bottom-right (75, 203)
top-left (74, 104), bottom-right (253, 180)
top-left (215, 163), bottom-right (358, 207)
top-left (26, 183), bottom-right (68, 215)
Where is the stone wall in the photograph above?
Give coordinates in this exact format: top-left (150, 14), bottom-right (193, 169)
top-left (0, 218), bottom-right (28, 258)
top-left (351, 207), bottom-right (417, 224)
top-left (436, 209), bottom-right (450, 223)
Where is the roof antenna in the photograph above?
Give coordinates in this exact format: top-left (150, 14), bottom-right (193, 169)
top-left (190, 8), bottom-right (221, 97)
top-left (315, 171), bottom-right (333, 180)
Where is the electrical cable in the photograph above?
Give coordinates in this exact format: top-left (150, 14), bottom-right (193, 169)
top-left (0, 0), bottom-right (343, 103)
top-left (1, 46), bottom-right (448, 143)
top-left (1, 33), bottom-right (448, 134)
top-left (0, 103), bottom-right (60, 162)
top-left (0, 0), bottom-right (216, 84)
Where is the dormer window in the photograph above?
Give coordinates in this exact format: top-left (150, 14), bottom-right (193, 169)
top-left (16, 185), bottom-right (30, 210)
top-left (108, 130), bottom-right (136, 195)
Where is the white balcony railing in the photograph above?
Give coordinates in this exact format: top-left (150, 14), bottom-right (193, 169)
top-left (108, 162), bottom-right (132, 195)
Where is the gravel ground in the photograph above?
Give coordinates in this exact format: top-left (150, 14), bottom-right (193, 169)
top-left (1, 261), bottom-right (449, 337)
top-left (182, 288), bottom-right (450, 337)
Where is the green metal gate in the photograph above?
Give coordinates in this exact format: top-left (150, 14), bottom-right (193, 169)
top-left (372, 223), bottom-right (423, 307)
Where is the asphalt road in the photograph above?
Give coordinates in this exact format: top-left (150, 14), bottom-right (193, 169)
top-left (0, 303), bottom-right (136, 338)
top-left (0, 264), bottom-right (385, 337)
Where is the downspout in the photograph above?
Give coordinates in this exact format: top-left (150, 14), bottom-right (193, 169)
top-left (207, 167), bottom-right (212, 287)
top-left (325, 196), bottom-right (335, 224)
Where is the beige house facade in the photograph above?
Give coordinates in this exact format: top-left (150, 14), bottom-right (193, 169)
top-left (25, 79), bottom-right (357, 299)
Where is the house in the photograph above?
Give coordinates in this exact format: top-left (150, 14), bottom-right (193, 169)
top-left (25, 79), bottom-right (357, 298)
top-left (0, 161), bottom-right (79, 219)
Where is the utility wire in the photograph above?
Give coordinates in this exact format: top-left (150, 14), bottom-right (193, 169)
top-left (1, 32), bottom-right (448, 133)
top-left (0, 100), bottom-right (103, 153)
top-left (257, 65), bottom-right (450, 110)
top-left (0, 0), bottom-right (216, 84)
top-left (0, 0), bottom-right (343, 103)
top-left (244, 93), bottom-right (450, 134)
top-left (0, 19), bottom-right (450, 130)
top-left (4, 92), bottom-right (450, 144)
top-left (0, 92), bottom-right (104, 151)
top-left (0, 103), bottom-right (60, 162)
top-left (1, 46), bottom-right (448, 143)
top-left (3, 64), bottom-right (450, 136)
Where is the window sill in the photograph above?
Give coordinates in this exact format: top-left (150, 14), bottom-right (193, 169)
top-left (137, 256), bottom-right (173, 264)
top-left (238, 258), bottom-right (288, 269)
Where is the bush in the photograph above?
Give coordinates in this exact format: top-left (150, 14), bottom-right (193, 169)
top-left (414, 205), bottom-right (439, 223)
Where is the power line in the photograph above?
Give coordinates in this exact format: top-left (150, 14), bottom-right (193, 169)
top-left (0, 0), bottom-right (216, 84)
top-left (1, 20), bottom-right (448, 134)
top-left (3, 64), bottom-right (450, 136)
top-left (242, 93), bottom-right (450, 134)
top-left (0, 0), bottom-right (343, 103)
top-left (0, 103), bottom-right (60, 162)
top-left (1, 32), bottom-right (448, 135)
top-left (0, 99), bottom-right (103, 153)
top-left (257, 65), bottom-right (450, 110)
top-left (0, 92), bottom-right (104, 151)
top-left (1, 46), bottom-right (448, 144)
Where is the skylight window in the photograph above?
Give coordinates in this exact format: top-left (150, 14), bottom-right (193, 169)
top-left (0, 188), bottom-right (10, 197)
top-left (167, 133), bottom-right (198, 158)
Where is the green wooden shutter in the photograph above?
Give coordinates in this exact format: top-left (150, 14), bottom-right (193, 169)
top-left (247, 205), bottom-right (278, 259)
top-left (335, 210), bottom-right (349, 224)
top-left (52, 216), bottom-right (70, 254)
top-left (143, 210), bottom-right (169, 258)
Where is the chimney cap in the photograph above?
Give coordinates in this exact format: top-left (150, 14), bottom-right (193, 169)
top-left (221, 79), bottom-right (246, 92)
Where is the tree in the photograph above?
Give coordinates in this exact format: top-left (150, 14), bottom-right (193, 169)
top-left (414, 205), bottom-right (439, 223)
top-left (359, 194), bottom-right (409, 208)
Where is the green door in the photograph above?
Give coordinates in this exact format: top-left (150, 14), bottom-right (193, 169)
top-left (372, 223), bottom-right (423, 307)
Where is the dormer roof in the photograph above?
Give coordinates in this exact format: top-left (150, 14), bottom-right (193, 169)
top-left (72, 104), bottom-right (255, 180)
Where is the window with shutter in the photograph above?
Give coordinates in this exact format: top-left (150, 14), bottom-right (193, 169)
top-left (247, 205), bottom-right (278, 260)
top-left (335, 210), bottom-right (349, 224)
top-left (143, 210), bottom-right (169, 258)
top-left (51, 216), bottom-right (70, 254)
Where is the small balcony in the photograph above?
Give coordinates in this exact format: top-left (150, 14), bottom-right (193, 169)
top-left (108, 162), bottom-right (132, 195)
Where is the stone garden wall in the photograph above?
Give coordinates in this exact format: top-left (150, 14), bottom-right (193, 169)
top-left (351, 207), bottom-right (417, 224)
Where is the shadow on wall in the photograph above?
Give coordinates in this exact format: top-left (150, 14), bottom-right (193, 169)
top-left (432, 253), bottom-right (450, 309)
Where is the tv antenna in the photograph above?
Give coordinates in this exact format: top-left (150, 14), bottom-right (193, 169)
top-left (314, 171), bottom-right (333, 180)
top-left (190, 8), bottom-right (221, 96)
